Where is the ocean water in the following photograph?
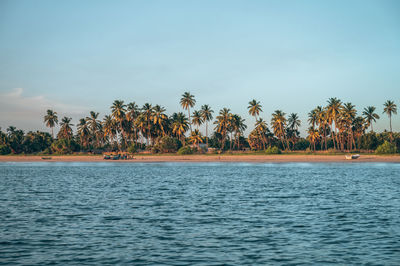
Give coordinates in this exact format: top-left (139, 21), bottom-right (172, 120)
top-left (0, 162), bottom-right (399, 265)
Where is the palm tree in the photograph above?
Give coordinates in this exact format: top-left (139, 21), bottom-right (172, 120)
top-left (362, 106), bottom-right (380, 132)
top-left (326, 97), bottom-right (342, 150)
top-left (192, 110), bottom-right (203, 130)
top-left (86, 111), bottom-right (101, 148)
top-left (58, 117), bottom-right (74, 140)
top-left (44, 109), bottom-right (58, 138)
top-left (171, 112), bottom-right (189, 144)
top-left (111, 100), bottom-right (127, 147)
top-left (255, 118), bottom-right (268, 149)
top-left (103, 115), bottom-right (116, 144)
top-left (248, 99), bottom-right (262, 121)
top-left (383, 100), bottom-right (397, 132)
top-left (214, 108), bottom-right (231, 150)
top-left (288, 113), bottom-right (301, 149)
top-left (189, 129), bottom-right (203, 148)
top-left (271, 110), bottom-right (289, 150)
top-left (231, 114), bottom-right (247, 150)
top-left (77, 118), bottom-right (90, 149)
top-left (127, 102), bottom-right (140, 143)
top-left (142, 103), bottom-right (154, 145)
top-left (307, 126), bottom-right (320, 152)
top-left (341, 102), bottom-right (357, 151)
top-left (180, 92), bottom-right (196, 133)
top-left (153, 105), bottom-right (168, 137)
top-left (200, 104), bottom-right (213, 147)
top-left (314, 106), bottom-right (328, 150)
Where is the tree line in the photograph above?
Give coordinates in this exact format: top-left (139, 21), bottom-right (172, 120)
top-left (0, 93), bottom-right (398, 155)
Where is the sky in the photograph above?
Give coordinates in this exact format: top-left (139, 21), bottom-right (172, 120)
top-left (0, 0), bottom-right (399, 136)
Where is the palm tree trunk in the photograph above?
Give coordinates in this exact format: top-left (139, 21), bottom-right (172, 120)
top-left (206, 122), bottom-right (208, 147)
top-left (188, 107), bottom-right (192, 133)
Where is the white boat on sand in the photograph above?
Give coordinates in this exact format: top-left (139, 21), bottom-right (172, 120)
top-left (345, 154), bottom-right (360, 160)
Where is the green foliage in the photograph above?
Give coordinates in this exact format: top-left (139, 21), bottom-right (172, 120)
top-left (127, 143), bottom-right (138, 154)
top-left (265, 146), bottom-right (281, 154)
top-left (177, 146), bottom-right (193, 155)
top-left (294, 138), bottom-right (309, 150)
top-left (360, 132), bottom-right (379, 150)
top-left (51, 139), bottom-right (79, 154)
top-left (375, 141), bottom-right (397, 154)
top-left (23, 131), bottom-right (53, 154)
top-left (159, 136), bottom-right (181, 153)
top-left (0, 145), bottom-right (11, 155)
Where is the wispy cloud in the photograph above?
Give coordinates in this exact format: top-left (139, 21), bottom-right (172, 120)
top-left (0, 88), bottom-right (88, 131)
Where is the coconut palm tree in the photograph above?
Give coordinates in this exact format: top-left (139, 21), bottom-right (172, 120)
top-left (141, 103), bottom-right (154, 146)
top-left (288, 113), bottom-right (301, 149)
top-left (103, 115), bottom-right (116, 144)
top-left (231, 114), bottom-right (247, 150)
top-left (271, 110), bottom-right (289, 150)
top-left (58, 117), bottom-right (74, 140)
top-left (192, 110), bottom-right (203, 130)
top-left (153, 105), bottom-right (168, 137)
top-left (77, 118), bottom-right (90, 149)
top-left (86, 111), bottom-right (101, 148)
top-left (44, 109), bottom-right (58, 138)
top-left (307, 126), bottom-right (320, 152)
top-left (341, 102), bottom-right (357, 150)
top-left (383, 100), bottom-right (397, 132)
top-left (326, 97), bottom-right (342, 150)
top-left (189, 129), bottom-right (203, 148)
top-left (127, 102), bottom-right (140, 143)
top-left (362, 106), bottom-right (380, 132)
top-left (200, 104), bottom-right (213, 147)
top-left (111, 100), bottom-right (127, 147)
top-left (214, 108), bottom-right (231, 150)
top-left (255, 118), bottom-right (268, 149)
top-left (314, 106), bottom-right (328, 150)
top-left (171, 112), bottom-right (189, 144)
top-left (248, 99), bottom-right (263, 122)
top-left (180, 92), bottom-right (196, 133)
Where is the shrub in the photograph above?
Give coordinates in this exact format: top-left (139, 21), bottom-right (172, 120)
top-left (177, 146), bottom-right (193, 155)
top-left (127, 143), bottom-right (138, 154)
top-left (159, 136), bottom-right (181, 153)
top-left (51, 139), bottom-right (79, 154)
top-left (0, 145), bottom-right (11, 155)
top-left (265, 146), bottom-right (281, 154)
top-left (375, 141), bottom-right (397, 154)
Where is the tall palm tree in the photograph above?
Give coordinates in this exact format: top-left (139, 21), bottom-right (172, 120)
top-left (231, 114), bottom-right (247, 150)
top-left (192, 110), bottom-right (203, 130)
top-left (141, 103), bottom-right (154, 145)
top-left (171, 112), bottom-right (189, 144)
top-left (214, 108), bottom-right (231, 150)
top-left (86, 111), bottom-right (101, 148)
top-left (44, 109), bottom-right (58, 138)
top-left (271, 110), bottom-right (289, 150)
top-left (248, 99), bottom-right (262, 122)
top-left (180, 92), bottom-right (196, 133)
top-left (326, 97), bottom-right (342, 150)
top-left (314, 106), bottom-right (328, 150)
top-left (288, 113), bottom-right (301, 149)
top-left (77, 118), bottom-right (90, 149)
top-left (153, 105), bottom-right (168, 137)
top-left (200, 104), bottom-right (213, 147)
top-left (307, 126), bottom-right (320, 152)
top-left (103, 115), bottom-right (116, 144)
top-left (362, 106), bottom-right (380, 132)
top-left (341, 102), bottom-right (357, 150)
top-left (58, 117), bottom-right (74, 140)
top-left (111, 100), bottom-right (127, 147)
top-left (127, 102), bottom-right (140, 143)
top-left (255, 118), bottom-right (268, 149)
top-left (383, 100), bottom-right (397, 132)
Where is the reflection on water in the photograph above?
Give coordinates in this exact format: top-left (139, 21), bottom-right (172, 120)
top-left (0, 162), bottom-right (399, 265)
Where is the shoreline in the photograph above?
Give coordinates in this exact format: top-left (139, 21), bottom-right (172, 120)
top-left (1, 154), bottom-right (399, 163)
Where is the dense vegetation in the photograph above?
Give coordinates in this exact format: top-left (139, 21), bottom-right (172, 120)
top-left (0, 94), bottom-right (399, 155)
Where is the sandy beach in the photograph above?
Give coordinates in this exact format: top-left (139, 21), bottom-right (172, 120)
top-left (0, 154), bottom-right (399, 163)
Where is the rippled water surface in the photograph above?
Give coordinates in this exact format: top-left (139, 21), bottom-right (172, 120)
top-left (1, 162), bottom-right (400, 265)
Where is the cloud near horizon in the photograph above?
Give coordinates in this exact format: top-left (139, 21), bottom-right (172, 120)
top-left (0, 88), bottom-right (88, 131)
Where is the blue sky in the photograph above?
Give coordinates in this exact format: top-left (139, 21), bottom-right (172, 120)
top-left (0, 0), bottom-right (399, 135)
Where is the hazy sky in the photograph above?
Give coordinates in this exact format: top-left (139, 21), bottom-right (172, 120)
top-left (0, 0), bottom-right (399, 136)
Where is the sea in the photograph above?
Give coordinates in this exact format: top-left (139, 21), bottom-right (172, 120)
top-left (0, 162), bottom-right (399, 265)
